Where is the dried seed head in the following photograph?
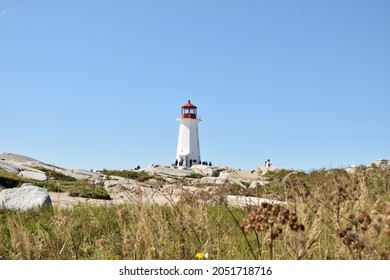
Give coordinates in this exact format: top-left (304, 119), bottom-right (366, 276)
top-left (241, 203), bottom-right (304, 237)
top-left (336, 228), bottom-right (348, 238)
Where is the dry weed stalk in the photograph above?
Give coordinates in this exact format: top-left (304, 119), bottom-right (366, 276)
top-left (335, 211), bottom-right (373, 259)
top-left (380, 202), bottom-right (390, 259)
top-left (241, 202), bottom-right (304, 259)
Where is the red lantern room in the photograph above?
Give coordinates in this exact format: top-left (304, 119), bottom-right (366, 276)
top-left (181, 100), bottom-right (197, 119)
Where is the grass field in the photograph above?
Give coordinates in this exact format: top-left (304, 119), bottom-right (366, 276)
top-left (0, 165), bottom-right (389, 260)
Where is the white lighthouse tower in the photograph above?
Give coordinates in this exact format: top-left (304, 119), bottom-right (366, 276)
top-left (176, 100), bottom-right (201, 167)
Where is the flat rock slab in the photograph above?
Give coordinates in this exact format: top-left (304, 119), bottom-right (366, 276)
top-left (0, 153), bottom-right (41, 164)
top-left (0, 183), bottom-right (52, 211)
top-left (19, 169), bottom-right (47, 181)
top-left (200, 176), bottom-right (228, 185)
top-left (146, 165), bottom-right (192, 177)
top-left (0, 161), bottom-right (20, 174)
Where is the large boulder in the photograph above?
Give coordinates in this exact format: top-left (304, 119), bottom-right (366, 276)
top-left (191, 165), bottom-right (220, 177)
top-left (0, 183), bottom-right (52, 211)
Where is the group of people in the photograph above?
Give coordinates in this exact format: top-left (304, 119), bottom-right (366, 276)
top-left (174, 158), bottom-right (184, 166)
top-left (200, 161), bottom-right (212, 166)
top-left (173, 159), bottom-right (212, 167)
top-left (264, 159), bottom-right (272, 168)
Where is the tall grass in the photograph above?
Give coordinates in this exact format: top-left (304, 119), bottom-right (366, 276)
top-left (0, 166), bottom-right (389, 260)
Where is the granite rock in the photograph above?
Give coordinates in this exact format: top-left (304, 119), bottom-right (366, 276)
top-left (0, 183), bottom-right (52, 211)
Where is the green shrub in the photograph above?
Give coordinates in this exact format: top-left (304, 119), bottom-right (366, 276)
top-left (69, 185), bottom-right (111, 200)
top-left (186, 173), bottom-right (205, 179)
top-left (0, 173), bottom-right (21, 188)
top-left (101, 169), bottom-right (152, 182)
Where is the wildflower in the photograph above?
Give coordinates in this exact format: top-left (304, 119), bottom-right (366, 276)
top-left (195, 252), bottom-right (209, 260)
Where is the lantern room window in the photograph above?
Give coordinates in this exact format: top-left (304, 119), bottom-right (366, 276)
top-left (181, 108), bottom-right (197, 119)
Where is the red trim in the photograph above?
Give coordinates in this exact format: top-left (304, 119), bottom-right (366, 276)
top-left (181, 100), bottom-right (197, 109)
top-left (182, 113), bottom-right (197, 119)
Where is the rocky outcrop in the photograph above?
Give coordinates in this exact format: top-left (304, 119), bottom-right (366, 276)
top-left (51, 167), bottom-right (103, 180)
top-left (0, 152), bottom-right (104, 181)
top-left (0, 153), bottom-right (41, 165)
top-left (104, 177), bottom-right (138, 192)
top-left (0, 157), bottom-right (47, 181)
top-left (345, 165), bottom-right (358, 174)
top-left (0, 161), bottom-right (20, 174)
top-left (370, 160), bottom-right (390, 169)
top-left (145, 164), bottom-right (192, 177)
top-left (200, 176), bottom-right (229, 185)
top-left (260, 167), bottom-right (284, 176)
top-left (0, 183), bottom-right (52, 211)
top-left (248, 180), bottom-right (270, 188)
top-left (191, 165), bottom-right (220, 177)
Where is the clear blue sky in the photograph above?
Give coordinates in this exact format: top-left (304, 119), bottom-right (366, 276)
top-left (1, 0), bottom-right (389, 171)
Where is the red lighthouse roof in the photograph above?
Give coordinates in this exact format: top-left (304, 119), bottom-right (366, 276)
top-left (182, 100), bottom-right (197, 109)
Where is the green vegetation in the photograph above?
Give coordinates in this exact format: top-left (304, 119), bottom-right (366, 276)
top-left (33, 166), bottom-right (76, 182)
top-left (186, 173), bottom-right (205, 179)
top-left (101, 169), bottom-right (153, 182)
top-left (0, 166), bottom-right (389, 260)
top-left (0, 170), bottom-right (26, 189)
top-left (68, 183), bottom-right (111, 200)
top-left (0, 167), bottom-right (110, 200)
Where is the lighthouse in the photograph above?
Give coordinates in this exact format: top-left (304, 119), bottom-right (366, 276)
top-left (176, 100), bottom-right (201, 167)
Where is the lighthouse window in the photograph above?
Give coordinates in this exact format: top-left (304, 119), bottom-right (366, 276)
top-left (182, 108), bottom-right (197, 116)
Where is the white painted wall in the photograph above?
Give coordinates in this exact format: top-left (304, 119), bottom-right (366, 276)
top-left (176, 117), bottom-right (201, 166)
